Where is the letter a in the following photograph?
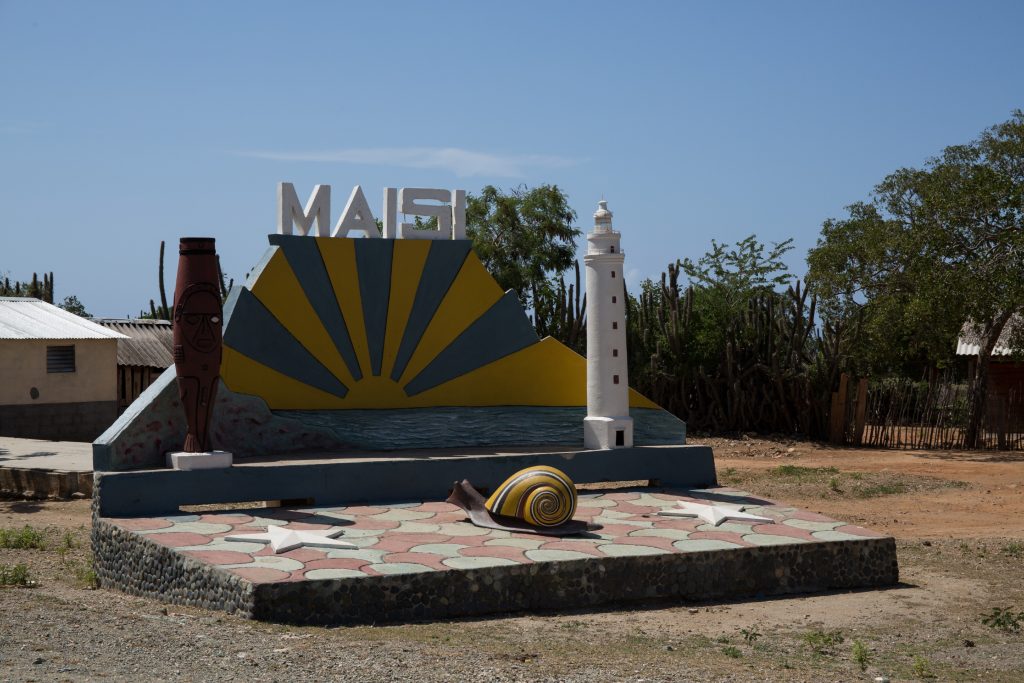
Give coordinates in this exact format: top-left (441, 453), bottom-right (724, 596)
top-left (333, 185), bottom-right (381, 238)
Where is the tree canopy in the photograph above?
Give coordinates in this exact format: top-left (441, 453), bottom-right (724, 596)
top-left (808, 110), bottom-right (1024, 446)
top-left (466, 184), bottom-right (581, 310)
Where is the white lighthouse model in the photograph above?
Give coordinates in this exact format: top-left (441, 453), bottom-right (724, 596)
top-left (583, 200), bottom-right (634, 449)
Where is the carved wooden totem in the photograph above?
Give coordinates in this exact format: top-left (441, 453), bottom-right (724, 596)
top-left (172, 237), bottom-right (223, 453)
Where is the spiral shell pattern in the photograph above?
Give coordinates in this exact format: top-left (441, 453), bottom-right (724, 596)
top-left (484, 466), bottom-right (578, 528)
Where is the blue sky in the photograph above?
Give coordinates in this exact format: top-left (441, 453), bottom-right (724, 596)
top-left (1, 1), bottom-right (1021, 317)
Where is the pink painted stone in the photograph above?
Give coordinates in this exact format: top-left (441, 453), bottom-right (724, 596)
top-left (601, 492), bottom-right (640, 501)
top-left (443, 535), bottom-right (492, 547)
top-left (147, 532), bottom-right (212, 548)
top-left (303, 557), bottom-right (370, 571)
top-left (408, 501), bottom-right (456, 513)
top-left (228, 567), bottom-right (291, 583)
top-left (199, 514), bottom-right (253, 525)
top-left (277, 547), bottom-right (329, 562)
top-left (381, 552), bottom-right (449, 570)
top-left (612, 536), bottom-right (679, 551)
top-left (537, 541), bottom-right (604, 556)
top-left (182, 550), bottom-right (254, 565)
top-left (346, 518), bottom-right (402, 531)
top-left (609, 501), bottom-right (658, 515)
top-left (459, 545), bottom-right (528, 562)
top-left (589, 523), bottom-right (643, 538)
top-left (335, 505), bottom-right (390, 516)
top-left (109, 518), bottom-right (174, 532)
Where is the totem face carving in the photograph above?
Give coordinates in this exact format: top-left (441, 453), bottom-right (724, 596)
top-left (172, 238), bottom-right (223, 454)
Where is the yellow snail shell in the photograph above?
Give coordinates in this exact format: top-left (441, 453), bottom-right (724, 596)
top-left (484, 465), bottom-right (577, 528)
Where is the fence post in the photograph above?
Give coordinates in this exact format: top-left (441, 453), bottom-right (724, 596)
top-left (830, 373), bottom-right (849, 445)
top-left (854, 377), bottom-right (869, 446)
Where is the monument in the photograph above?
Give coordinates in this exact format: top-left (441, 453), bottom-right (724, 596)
top-left (89, 184), bottom-right (898, 625)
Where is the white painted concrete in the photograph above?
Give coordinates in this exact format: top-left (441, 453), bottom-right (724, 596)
top-left (166, 450), bottom-right (233, 470)
top-left (657, 501), bottom-right (774, 526)
top-left (584, 200), bottom-right (633, 449)
top-left (225, 525), bottom-right (358, 553)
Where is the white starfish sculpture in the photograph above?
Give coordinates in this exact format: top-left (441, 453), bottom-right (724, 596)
top-left (224, 525), bottom-right (357, 554)
top-left (656, 501), bottom-right (774, 527)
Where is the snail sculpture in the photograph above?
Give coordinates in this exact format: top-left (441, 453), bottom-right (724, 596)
top-left (446, 465), bottom-right (598, 536)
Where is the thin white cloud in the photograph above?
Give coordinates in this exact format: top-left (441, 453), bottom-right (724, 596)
top-left (236, 146), bottom-right (578, 178)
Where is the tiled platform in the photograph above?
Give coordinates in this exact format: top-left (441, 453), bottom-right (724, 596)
top-left (93, 487), bottom-right (898, 624)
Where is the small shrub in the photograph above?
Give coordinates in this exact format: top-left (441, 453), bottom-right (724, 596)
top-left (0, 525), bottom-right (46, 550)
top-left (721, 645), bottom-right (742, 658)
top-left (981, 607), bottom-right (1023, 633)
top-left (740, 626), bottom-right (761, 645)
top-left (61, 530), bottom-right (78, 551)
top-left (828, 476), bottom-right (842, 493)
top-left (912, 654), bottom-right (935, 679)
top-left (851, 639), bottom-right (871, 671)
top-left (1003, 542), bottom-right (1023, 558)
top-left (803, 629), bottom-right (844, 655)
top-left (0, 563), bottom-right (35, 586)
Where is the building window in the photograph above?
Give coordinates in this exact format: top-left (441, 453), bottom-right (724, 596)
top-left (612, 296), bottom-right (617, 303)
top-left (610, 245), bottom-right (615, 253)
top-left (47, 345), bottom-right (76, 373)
top-left (611, 270), bottom-right (616, 278)
top-left (613, 349), bottom-right (619, 357)
top-left (612, 322), bottom-right (618, 330)
top-left (613, 375), bottom-right (620, 384)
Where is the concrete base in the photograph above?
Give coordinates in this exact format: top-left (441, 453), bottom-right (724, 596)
top-left (94, 444), bottom-right (717, 517)
top-left (584, 415), bottom-right (634, 449)
top-left (92, 487), bottom-right (899, 625)
top-left (166, 451), bottom-right (233, 471)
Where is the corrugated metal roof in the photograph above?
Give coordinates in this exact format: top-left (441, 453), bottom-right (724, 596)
top-left (94, 319), bottom-right (175, 368)
top-left (0, 297), bottom-right (127, 340)
top-left (956, 317), bottom-right (1020, 357)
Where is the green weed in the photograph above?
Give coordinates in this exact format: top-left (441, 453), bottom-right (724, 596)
top-left (1002, 542), bottom-right (1023, 558)
top-left (912, 654), bottom-right (935, 679)
top-left (828, 476), bottom-right (843, 493)
top-left (740, 626), bottom-right (761, 645)
top-left (0, 525), bottom-right (46, 549)
top-left (851, 639), bottom-right (871, 671)
top-left (773, 465), bottom-right (838, 478)
top-left (0, 563), bottom-right (35, 586)
top-left (803, 629), bottom-right (844, 656)
top-left (721, 645), bottom-right (742, 658)
top-left (981, 607), bottom-right (1023, 633)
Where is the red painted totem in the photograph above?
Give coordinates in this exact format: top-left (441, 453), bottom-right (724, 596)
top-left (172, 237), bottom-right (224, 453)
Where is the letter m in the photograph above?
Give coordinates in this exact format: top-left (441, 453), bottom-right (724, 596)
top-left (277, 183), bottom-right (331, 236)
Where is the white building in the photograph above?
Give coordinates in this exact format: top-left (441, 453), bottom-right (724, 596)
top-left (583, 200), bottom-right (634, 449)
top-left (0, 298), bottom-right (126, 441)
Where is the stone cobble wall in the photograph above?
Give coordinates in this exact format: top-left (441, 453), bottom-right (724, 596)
top-left (255, 537), bottom-right (897, 625)
top-left (92, 519), bottom-right (255, 617)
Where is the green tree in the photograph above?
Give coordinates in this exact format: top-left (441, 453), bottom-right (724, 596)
top-left (466, 185), bottom-right (581, 311)
top-left (808, 111), bottom-right (1024, 447)
top-left (58, 295), bottom-right (90, 318)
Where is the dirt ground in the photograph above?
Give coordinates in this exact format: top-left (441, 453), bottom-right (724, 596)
top-left (2, 437), bottom-right (1023, 682)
